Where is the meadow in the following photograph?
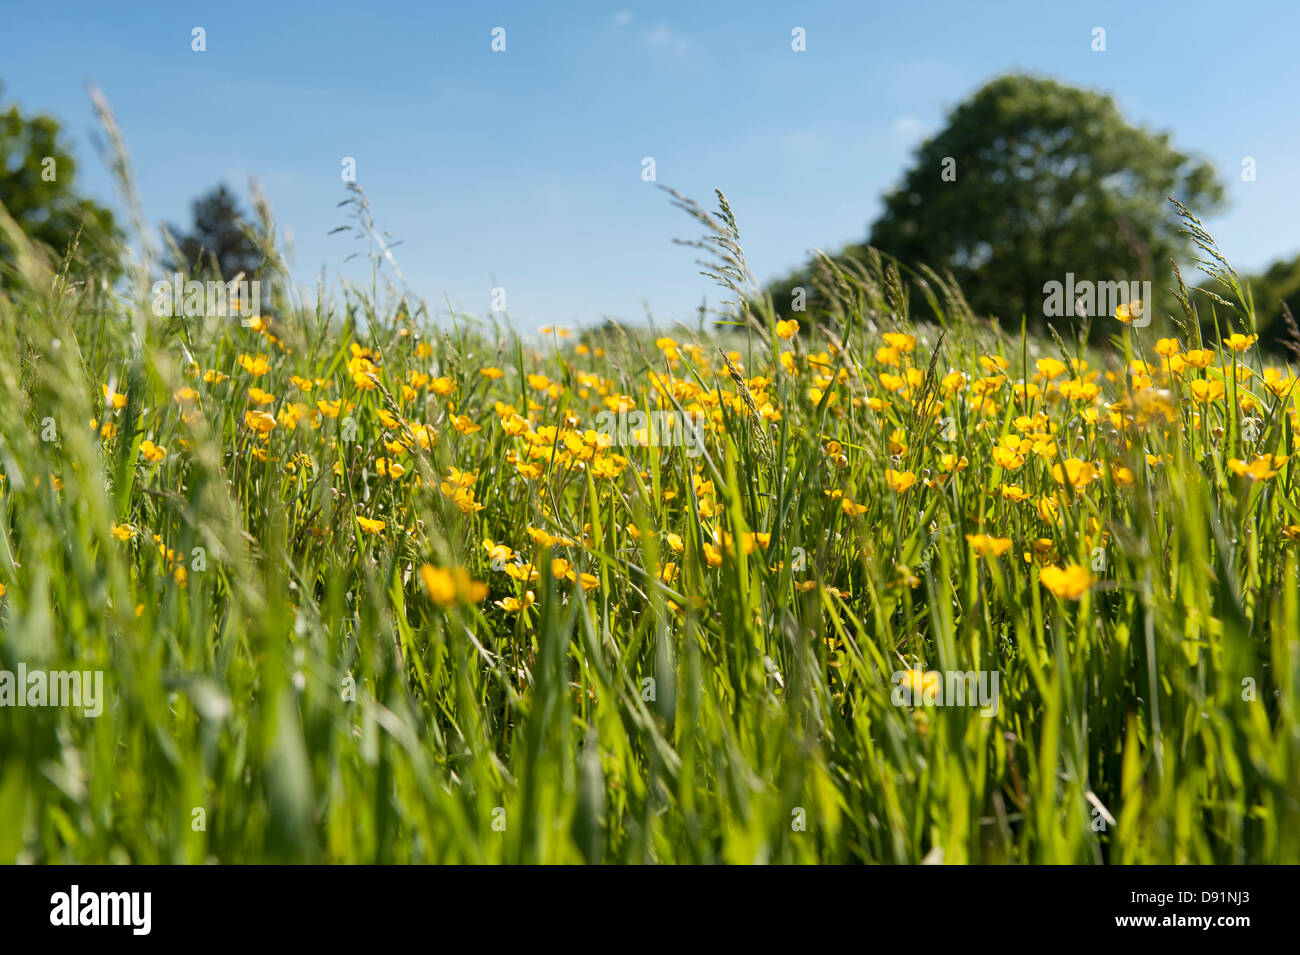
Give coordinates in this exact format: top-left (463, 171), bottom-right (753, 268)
top-left (1, 171), bottom-right (1297, 864)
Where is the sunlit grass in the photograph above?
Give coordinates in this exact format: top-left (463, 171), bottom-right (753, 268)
top-left (0, 166), bottom-right (1297, 863)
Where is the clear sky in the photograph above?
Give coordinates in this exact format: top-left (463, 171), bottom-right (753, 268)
top-left (3, 0), bottom-right (1298, 332)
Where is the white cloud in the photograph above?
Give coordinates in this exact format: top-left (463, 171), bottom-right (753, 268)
top-left (892, 115), bottom-right (925, 138)
top-left (612, 11), bottom-right (632, 27)
top-left (644, 22), bottom-right (688, 54)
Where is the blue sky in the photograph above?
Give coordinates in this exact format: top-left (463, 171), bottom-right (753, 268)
top-left (3, 0), bottom-right (1298, 331)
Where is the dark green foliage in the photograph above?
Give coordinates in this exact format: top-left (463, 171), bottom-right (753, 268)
top-left (164, 183), bottom-right (265, 280)
top-left (0, 85), bottom-right (123, 288)
top-left (773, 74), bottom-right (1226, 338)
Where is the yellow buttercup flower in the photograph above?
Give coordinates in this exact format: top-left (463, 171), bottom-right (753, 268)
top-left (244, 410), bottom-right (276, 434)
top-left (896, 668), bottom-right (940, 701)
top-left (993, 445), bottom-right (1025, 470)
top-left (420, 565), bottom-right (488, 606)
top-left (484, 539), bottom-right (515, 564)
top-left (237, 354), bottom-right (270, 376)
top-left (1228, 454), bottom-right (1286, 481)
top-left (966, 534), bottom-right (1013, 557)
top-left (1039, 564), bottom-right (1094, 600)
top-left (505, 562), bottom-right (538, 583)
top-left (1001, 484), bottom-right (1030, 502)
top-left (941, 454), bottom-right (969, 474)
top-left (521, 525), bottom-right (559, 548)
top-left (885, 469), bottom-right (916, 493)
top-left (1036, 357), bottom-right (1067, 380)
top-left (1189, 378), bottom-right (1225, 403)
top-left (452, 414), bottom-right (481, 435)
top-left (1052, 458), bottom-right (1097, 489)
top-left (496, 591), bottom-right (536, 613)
top-left (103, 384), bottom-right (128, 409)
top-left (1114, 300), bottom-right (1144, 324)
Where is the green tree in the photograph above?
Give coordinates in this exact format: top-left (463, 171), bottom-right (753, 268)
top-left (774, 74), bottom-right (1226, 335)
top-left (0, 85), bottom-right (123, 287)
top-left (164, 183), bottom-right (264, 279)
top-left (1226, 254), bottom-right (1300, 357)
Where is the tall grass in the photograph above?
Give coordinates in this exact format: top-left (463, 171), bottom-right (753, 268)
top-left (0, 116), bottom-right (1297, 863)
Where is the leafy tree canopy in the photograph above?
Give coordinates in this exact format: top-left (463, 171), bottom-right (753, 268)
top-left (771, 74), bottom-right (1226, 337)
top-left (0, 84), bottom-right (123, 288)
top-left (1206, 252), bottom-right (1300, 358)
top-left (163, 183), bottom-right (264, 279)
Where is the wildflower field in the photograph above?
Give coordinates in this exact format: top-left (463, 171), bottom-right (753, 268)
top-left (1, 181), bottom-right (1298, 865)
